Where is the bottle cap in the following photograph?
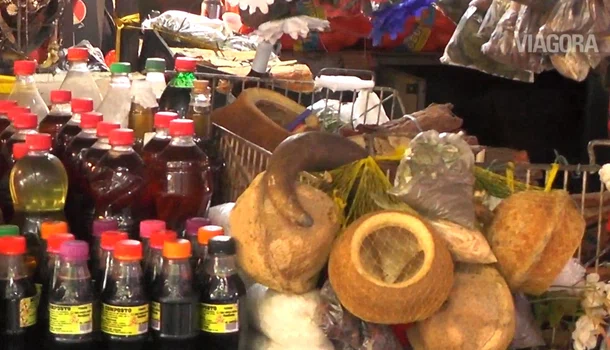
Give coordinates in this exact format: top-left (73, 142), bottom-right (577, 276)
top-left (50, 90), bottom-right (72, 104)
top-left (80, 112), bottom-right (103, 129)
top-left (12, 143), bottom-right (29, 160)
top-left (101, 231), bottom-right (129, 250)
top-left (96, 122), bottom-right (121, 138)
top-left (47, 233), bottom-right (75, 253)
top-left (169, 119), bottom-right (194, 137)
top-left (13, 60), bottom-right (36, 76)
top-left (110, 62), bottom-right (131, 74)
top-left (114, 240), bottom-right (142, 261)
top-left (193, 80), bottom-right (209, 93)
top-left (185, 217), bottom-right (211, 237)
top-left (145, 58), bottom-right (166, 73)
top-left (208, 236), bottom-right (235, 255)
top-left (109, 129), bottom-right (134, 146)
top-left (26, 133), bottom-right (52, 151)
top-left (14, 113), bottom-right (38, 129)
top-left (197, 225), bottom-right (224, 245)
top-left (40, 220), bottom-right (69, 240)
top-left (92, 218), bottom-right (119, 237)
top-left (71, 98), bottom-right (94, 114)
top-left (0, 225), bottom-right (19, 236)
top-left (163, 239), bottom-right (191, 259)
top-left (150, 230), bottom-right (178, 250)
top-left (67, 47), bottom-right (89, 62)
top-left (139, 220), bottom-right (166, 239)
top-left (154, 112), bottom-right (178, 129)
top-left (7, 107), bottom-right (30, 122)
top-left (60, 240), bottom-right (89, 261)
top-left (0, 236), bottom-right (26, 255)
top-left (0, 100), bottom-right (17, 109)
top-left (174, 57), bottom-right (197, 72)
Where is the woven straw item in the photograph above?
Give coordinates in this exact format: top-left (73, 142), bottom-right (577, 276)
top-left (328, 211), bottom-right (454, 324)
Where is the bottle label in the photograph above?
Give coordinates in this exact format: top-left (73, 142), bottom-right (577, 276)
top-left (151, 301), bottom-right (160, 331)
top-left (101, 304), bottom-right (149, 336)
top-left (200, 303), bottom-right (239, 333)
top-left (34, 283), bottom-right (42, 310)
top-left (49, 303), bottom-right (93, 335)
top-left (20, 296), bottom-right (37, 328)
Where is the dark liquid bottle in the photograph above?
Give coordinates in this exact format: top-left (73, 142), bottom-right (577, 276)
top-left (158, 57), bottom-right (197, 119)
top-left (0, 107), bottom-right (29, 224)
top-left (94, 231), bottom-right (128, 295)
top-left (183, 218), bottom-right (212, 271)
top-left (198, 236), bottom-right (247, 350)
top-left (39, 90), bottom-right (73, 143)
top-left (144, 230), bottom-right (176, 296)
top-left (48, 240), bottom-right (96, 347)
top-left (193, 225), bottom-right (223, 289)
top-left (0, 107), bottom-right (29, 153)
top-left (0, 100), bottom-right (18, 135)
top-left (151, 120), bottom-right (213, 232)
top-left (89, 218), bottom-right (119, 278)
top-left (5, 112), bottom-right (38, 166)
top-left (54, 98), bottom-right (94, 161)
top-left (0, 236), bottom-right (38, 349)
top-left (89, 129), bottom-right (151, 238)
top-left (101, 240), bottom-right (149, 350)
top-left (139, 220), bottom-right (166, 265)
top-left (152, 239), bottom-right (198, 350)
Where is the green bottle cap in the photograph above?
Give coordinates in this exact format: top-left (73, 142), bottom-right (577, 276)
top-left (110, 62), bottom-right (131, 74)
top-left (145, 58), bottom-right (166, 73)
top-left (0, 225), bottom-right (19, 236)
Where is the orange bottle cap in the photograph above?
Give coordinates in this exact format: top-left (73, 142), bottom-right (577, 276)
top-left (162, 239), bottom-right (191, 259)
top-left (114, 240), bottom-right (142, 261)
top-left (41, 221), bottom-right (69, 240)
top-left (150, 230), bottom-right (178, 250)
top-left (197, 225), bottom-right (224, 245)
top-left (101, 231), bottom-right (129, 250)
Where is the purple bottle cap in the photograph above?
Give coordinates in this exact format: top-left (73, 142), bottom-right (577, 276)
top-left (140, 220), bottom-right (166, 239)
top-left (59, 240), bottom-right (89, 261)
top-left (93, 218), bottom-right (119, 237)
top-left (185, 217), bottom-right (211, 237)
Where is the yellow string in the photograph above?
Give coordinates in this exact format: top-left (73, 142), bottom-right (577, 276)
top-left (114, 13), bottom-right (141, 61)
top-left (506, 162), bottom-right (515, 194)
top-left (544, 163), bottom-right (560, 192)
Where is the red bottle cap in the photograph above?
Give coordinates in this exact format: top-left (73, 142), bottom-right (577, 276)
top-left (162, 239), bottom-right (191, 259)
top-left (0, 100), bottom-right (17, 109)
top-left (0, 236), bottom-right (26, 255)
top-left (114, 240), bottom-right (143, 261)
top-left (150, 230), bottom-right (178, 250)
top-left (109, 129), bottom-right (134, 146)
top-left (154, 112), bottom-right (178, 129)
top-left (96, 122), bottom-right (120, 137)
top-left (7, 107), bottom-right (31, 122)
top-left (169, 119), bottom-right (194, 137)
top-left (80, 112), bottom-right (103, 129)
top-left (26, 133), bottom-right (52, 151)
top-left (174, 57), bottom-right (197, 72)
top-left (47, 233), bottom-right (75, 254)
top-left (71, 98), bottom-right (94, 114)
top-left (50, 90), bottom-right (72, 104)
top-left (139, 220), bottom-right (166, 239)
top-left (13, 113), bottom-right (37, 129)
top-left (13, 60), bottom-right (36, 76)
top-left (12, 143), bottom-right (28, 160)
top-left (67, 47), bottom-right (89, 62)
top-left (101, 231), bottom-right (129, 250)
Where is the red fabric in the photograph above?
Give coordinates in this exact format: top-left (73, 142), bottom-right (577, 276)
top-left (391, 324), bottom-right (411, 347)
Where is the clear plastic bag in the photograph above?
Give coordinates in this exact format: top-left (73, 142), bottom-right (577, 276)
top-left (389, 130), bottom-right (477, 229)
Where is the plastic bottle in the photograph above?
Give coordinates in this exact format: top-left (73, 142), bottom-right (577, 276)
top-left (49, 240), bottom-right (96, 346)
top-left (145, 58), bottom-right (167, 100)
top-left (54, 98), bottom-right (94, 161)
top-left (12, 142), bottom-right (28, 161)
top-left (8, 60), bottom-right (49, 121)
top-left (187, 80), bottom-right (212, 140)
top-left (139, 219), bottom-right (166, 261)
top-left (94, 231), bottom-right (128, 294)
top-left (60, 47), bottom-right (103, 108)
top-left (89, 129), bottom-right (150, 238)
top-left (64, 112), bottom-right (103, 240)
top-left (158, 57), bottom-right (197, 118)
top-left (0, 106), bottom-right (30, 149)
top-left (198, 236), bottom-right (246, 349)
top-left (152, 119), bottom-right (213, 232)
top-left (5, 112), bottom-right (38, 165)
top-left (152, 239), bottom-right (198, 347)
top-left (101, 240), bottom-right (149, 348)
top-left (39, 90), bottom-right (73, 141)
top-left (0, 100), bottom-right (17, 133)
top-left (0, 236), bottom-right (37, 348)
top-left (90, 218), bottom-right (119, 277)
top-left (194, 225), bottom-right (223, 285)
top-left (10, 133), bottom-right (68, 276)
top-left (129, 77), bottom-right (159, 151)
top-left (144, 230), bottom-right (177, 295)
top-left (184, 218), bottom-right (212, 271)
top-left (97, 62), bottom-right (133, 127)
top-left (0, 224), bottom-right (19, 236)
top-left (34, 220), bottom-right (70, 291)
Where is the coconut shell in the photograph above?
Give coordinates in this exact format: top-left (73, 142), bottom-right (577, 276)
top-left (328, 211), bottom-right (454, 324)
top-left (407, 264), bottom-right (516, 350)
top-left (230, 172), bottom-right (340, 294)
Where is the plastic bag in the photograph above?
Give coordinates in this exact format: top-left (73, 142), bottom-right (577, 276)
top-left (539, 0), bottom-right (594, 36)
top-left (389, 130), bottom-right (477, 229)
top-left (317, 281), bottom-right (402, 350)
top-left (436, 0), bottom-right (476, 23)
top-left (440, 5), bottom-right (534, 82)
top-left (511, 293), bottom-right (546, 349)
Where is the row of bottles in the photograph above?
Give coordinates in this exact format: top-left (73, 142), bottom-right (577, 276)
top-left (0, 218), bottom-right (246, 350)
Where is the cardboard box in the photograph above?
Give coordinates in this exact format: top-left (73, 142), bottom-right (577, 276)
top-left (377, 68), bottom-right (426, 114)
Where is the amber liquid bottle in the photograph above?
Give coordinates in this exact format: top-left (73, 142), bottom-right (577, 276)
top-left (129, 78), bottom-right (159, 152)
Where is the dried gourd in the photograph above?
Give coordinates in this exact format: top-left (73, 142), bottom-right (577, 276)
top-left (328, 211), bottom-right (454, 324)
